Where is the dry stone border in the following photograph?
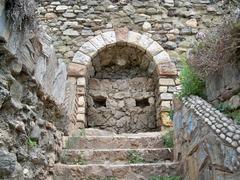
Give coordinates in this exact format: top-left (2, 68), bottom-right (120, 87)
top-left (65, 28), bottom-right (178, 133)
top-left (182, 95), bottom-right (240, 153)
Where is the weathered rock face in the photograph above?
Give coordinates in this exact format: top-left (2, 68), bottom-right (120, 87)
top-left (0, 1), bottom-right (67, 179)
top-left (174, 96), bottom-right (240, 180)
top-left (206, 62), bottom-right (240, 103)
top-left (87, 77), bottom-right (156, 133)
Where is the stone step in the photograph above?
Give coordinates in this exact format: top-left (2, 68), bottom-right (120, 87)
top-left (53, 162), bottom-right (180, 180)
top-left (60, 148), bottom-right (173, 165)
top-left (64, 133), bottom-right (165, 149)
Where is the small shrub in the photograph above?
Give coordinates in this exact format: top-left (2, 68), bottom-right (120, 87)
top-left (127, 150), bottom-right (145, 164)
top-left (149, 176), bottom-right (181, 180)
top-left (163, 130), bottom-right (174, 148)
top-left (27, 138), bottom-right (37, 149)
top-left (178, 57), bottom-right (205, 98)
top-left (189, 17), bottom-right (240, 78)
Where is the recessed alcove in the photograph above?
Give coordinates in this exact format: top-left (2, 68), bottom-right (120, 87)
top-left (86, 44), bottom-right (158, 133)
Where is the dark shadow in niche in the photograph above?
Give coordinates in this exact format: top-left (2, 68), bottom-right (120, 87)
top-left (93, 96), bottom-right (106, 108)
top-left (136, 98), bottom-right (150, 108)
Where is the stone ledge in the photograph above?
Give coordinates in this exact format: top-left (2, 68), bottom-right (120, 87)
top-left (182, 96), bottom-right (240, 153)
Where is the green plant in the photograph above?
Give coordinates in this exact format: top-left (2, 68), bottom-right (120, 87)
top-left (178, 57), bottom-right (205, 98)
top-left (74, 152), bottom-right (86, 165)
top-left (216, 102), bottom-right (240, 124)
top-left (163, 130), bottom-right (174, 148)
top-left (127, 150), bottom-right (145, 164)
top-left (231, 111), bottom-right (240, 124)
top-left (217, 102), bottom-right (234, 112)
top-left (149, 176), bottom-right (181, 180)
top-left (169, 110), bottom-right (174, 121)
top-left (27, 138), bottom-right (37, 149)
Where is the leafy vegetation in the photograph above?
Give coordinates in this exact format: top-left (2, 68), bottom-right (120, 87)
top-left (27, 138), bottom-right (37, 149)
top-left (149, 176), bottom-right (181, 180)
top-left (127, 150), bottom-right (145, 164)
top-left (178, 57), bottom-right (205, 98)
top-left (217, 102), bottom-right (240, 124)
top-left (163, 130), bottom-right (174, 148)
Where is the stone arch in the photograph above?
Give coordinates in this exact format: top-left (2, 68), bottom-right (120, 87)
top-left (66, 28), bottom-right (177, 134)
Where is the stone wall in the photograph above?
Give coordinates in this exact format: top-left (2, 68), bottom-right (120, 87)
top-left (0, 1), bottom-right (67, 179)
top-left (37, 0), bottom-right (228, 65)
top-left (87, 77), bottom-right (156, 133)
top-left (206, 62), bottom-right (240, 103)
top-left (173, 96), bottom-right (240, 180)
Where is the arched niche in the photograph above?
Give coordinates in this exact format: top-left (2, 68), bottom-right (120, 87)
top-left (65, 28), bottom-right (177, 135)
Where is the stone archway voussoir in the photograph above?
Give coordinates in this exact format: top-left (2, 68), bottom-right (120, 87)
top-left (89, 35), bottom-right (106, 52)
top-left (101, 31), bottom-right (117, 47)
top-left (146, 41), bottom-right (164, 57)
top-left (79, 41), bottom-right (98, 57)
top-left (127, 31), bottom-right (142, 48)
top-left (73, 51), bottom-right (91, 66)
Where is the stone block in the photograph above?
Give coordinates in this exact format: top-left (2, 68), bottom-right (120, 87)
top-left (147, 41), bottom-right (164, 57)
top-left (159, 86), bottom-right (168, 93)
top-left (72, 51), bottom-right (91, 65)
top-left (160, 93), bottom-right (173, 100)
top-left (159, 78), bottom-right (175, 86)
top-left (156, 62), bottom-right (177, 76)
top-left (77, 87), bottom-right (86, 96)
top-left (78, 96), bottom-right (85, 107)
top-left (77, 77), bottom-right (86, 87)
top-left (68, 63), bottom-right (87, 77)
top-left (89, 35), bottom-right (106, 51)
top-left (77, 107), bottom-right (85, 114)
top-left (127, 31), bottom-right (141, 47)
top-left (63, 29), bottom-right (79, 37)
top-left (56, 5), bottom-right (68, 12)
top-left (79, 42), bottom-right (98, 57)
top-left (101, 31), bottom-right (116, 46)
top-left (138, 34), bottom-right (154, 50)
top-left (116, 27), bottom-right (129, 43)
top-left (76, 114), bottom-right (86, 123)
top-left (153, 51), bottom-right (171, 64)
top-left (161, 101), bottom-right (171, 111)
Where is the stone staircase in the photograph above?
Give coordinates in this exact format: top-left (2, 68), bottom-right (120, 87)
top-left (53, 128), bottom-right (180, 180)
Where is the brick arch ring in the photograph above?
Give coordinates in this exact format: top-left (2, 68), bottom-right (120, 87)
top-left (65, 28), bottom-right (178, 134)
